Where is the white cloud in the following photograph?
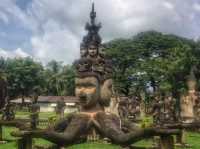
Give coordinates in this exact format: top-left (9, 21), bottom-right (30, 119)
top-left (0, 0), bottom-right (200, 64)
top-left (0, 0), bottom-right (28, 25)
top-left (0, 48), bottom-right (30, 58)
top-left (193, 3), bottom-right (200, 11)
top-left (14, 48), bottom-right (30, 58)
top-left (162, 1), bottom-right (174, 10)
top-left (31, 20), bottom-right (79, 64)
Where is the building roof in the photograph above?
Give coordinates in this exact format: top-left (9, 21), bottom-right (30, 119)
top-left (38, 96), bottom-right (79, 103)
top-left (11, 96), bottom-right (79, 104)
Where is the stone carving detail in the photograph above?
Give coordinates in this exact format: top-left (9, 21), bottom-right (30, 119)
top-left (74, 3), bottom-right (112, 82)
top-left (118, 96), bottom-right (140, 121)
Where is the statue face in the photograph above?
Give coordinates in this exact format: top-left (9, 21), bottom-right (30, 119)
top-left (80, 48), bottom-right (87, 57)
top-left (88, 45), bottom-right (98, 57)
top-left (75, 77), bottom-right (100, 108)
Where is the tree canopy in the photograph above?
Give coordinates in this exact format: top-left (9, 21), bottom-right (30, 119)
top-left (0, 31), bottom-right (199, 101)
top-left (104, 31), bottom-right (200, 98)
top-left (0, 57), bottom-right (75, 100)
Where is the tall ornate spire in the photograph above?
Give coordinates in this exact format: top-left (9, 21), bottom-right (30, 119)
top-left (90, 2), bottom-right (96, 25)
top-left (81, 2), bottom-right (102, 49)
top-left (75, 3), bottom-right (112, 82)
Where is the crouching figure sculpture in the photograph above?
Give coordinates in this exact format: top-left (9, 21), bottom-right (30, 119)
top-left (12, 3), bottom-right (181, 149)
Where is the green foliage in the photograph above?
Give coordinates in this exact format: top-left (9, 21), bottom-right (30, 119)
top-left (44, 61), bottom-right (75, 96)
top-left (5, 57), bottom-right (44, 98)
top-left (0, 58), bottom-right (76, 98)
top-left (140, 116), bottom-right (153, 128)
top-left (104, 31), bottom-right (200, 98)
top-left (48, 115), bottom-right (59, 125)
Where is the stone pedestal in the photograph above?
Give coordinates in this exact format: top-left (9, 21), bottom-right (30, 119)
top-left (160, 135), bottom-right (174, 149)
top-left (18, 136), bottom-right (32, 149)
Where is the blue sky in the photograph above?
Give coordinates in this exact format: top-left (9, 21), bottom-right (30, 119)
top-left (0, 0), bottom-right (200, 64)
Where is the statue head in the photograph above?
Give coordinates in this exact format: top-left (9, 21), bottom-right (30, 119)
top-left (80, 43), bottom-right (88, 58)
top-left (75, 75), bottom-right (113, 109)
top-left (88, 42), bottom-right (98, 58)
top-left (75, 4), bottom-right (113, 110)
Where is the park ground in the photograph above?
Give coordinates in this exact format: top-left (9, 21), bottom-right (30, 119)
top-left (0, 112), bottom-right (200, 149)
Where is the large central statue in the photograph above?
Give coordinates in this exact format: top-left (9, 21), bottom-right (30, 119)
top-left (14, 3), bottom-right (179, 148)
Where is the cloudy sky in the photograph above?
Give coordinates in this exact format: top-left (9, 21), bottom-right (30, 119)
top-left (0, 0), bottom-right (200, 64)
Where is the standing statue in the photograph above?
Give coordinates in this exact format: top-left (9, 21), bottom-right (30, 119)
top-left (30, 94), bottom-right (40, 130)
top-left (118, 96), bottom-right (141, 121)
top-left (151, 95), bottom-right (164, 125)
top-left (0, 72), bottom-right (7, 109)
top-left (56, 98), bottom-right (66, 119)
top-left (180, 69), bottom-right (197, 123)
top-left (127, 96), bottom-right (140, 121)
top-left (194, 92), bottom-right (200, 121)
top-left (118, 97), bottom-right (129, 120)
top-left (163, 95), bottom-right (176, 123)
top-left (1, 97), bottom-right (15, 121)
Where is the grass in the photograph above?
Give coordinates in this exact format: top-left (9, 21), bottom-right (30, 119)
top-left (1, 126), bottom-right (200, 149)
top-left (0, 112), bottom-right (200, 148)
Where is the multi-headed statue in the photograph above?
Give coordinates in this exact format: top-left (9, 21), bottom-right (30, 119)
top-left (13, 3), bottom-right (179, 148)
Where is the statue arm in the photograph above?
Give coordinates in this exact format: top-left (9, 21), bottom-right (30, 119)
top-left (98, 123), bottom-right (179, 145)
top-left (12, 114), bottom-right (90, 146)
top-left (95, 113), bottom-right (179, 145)
top-left (48, 113), bottom-right (74, 132)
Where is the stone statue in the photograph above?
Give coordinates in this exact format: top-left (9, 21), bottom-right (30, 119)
top-left (194, 92), bottom-right (200, 121)
top-left (29, 93), bottom-right (40, 129)
top-left (80, 43), bottom-right (88, 58)
top-left (163, 95), bottom-right (176, 123)
top-left (1, 98), bottom-right (15, 121)
top-left (0, 73), bottom-right (7, 109)
top-left (12, 3), bottom-right (181, 148)
top-left (128, 96), bottom-right (141, 121)
top-left (118, 96), bottom-right (140, 121)
top-left (118, 97), bottom-right (129, 120)
top-left (56, 98), bottom-right (66, 119)
top-left (180, 69), bottom-right (197, 123)
top-left (87, 42), bottom-right (98, 58)
top-left (151, 95), bottom-right (164, 125)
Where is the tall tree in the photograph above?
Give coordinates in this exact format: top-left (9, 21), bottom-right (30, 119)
top-left (104, 31), bottom-right (198, 100)
top-left (6, 57), bottom-right (44, 101)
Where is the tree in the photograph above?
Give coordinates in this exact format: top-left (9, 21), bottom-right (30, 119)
top-left (6, 57), bottom-right (44, 102)
top-left (44, 61), bottom-right (75, 96)
top-left (104, 31), bottom-right (198, 101)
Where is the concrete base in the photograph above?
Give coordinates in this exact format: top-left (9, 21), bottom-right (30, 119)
top-left (175, 143), bottom-right (192, 148)
top-left (0, 141), bottom-right (7, 144)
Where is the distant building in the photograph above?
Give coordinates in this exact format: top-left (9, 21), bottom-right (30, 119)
top-left (11, 96), bottom-right (79, 113)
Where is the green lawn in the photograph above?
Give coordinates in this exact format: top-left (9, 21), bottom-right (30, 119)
top-left (0, 112), bottom-right (200, 149)
top-left (1, 126), bottom-right (200, 149)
